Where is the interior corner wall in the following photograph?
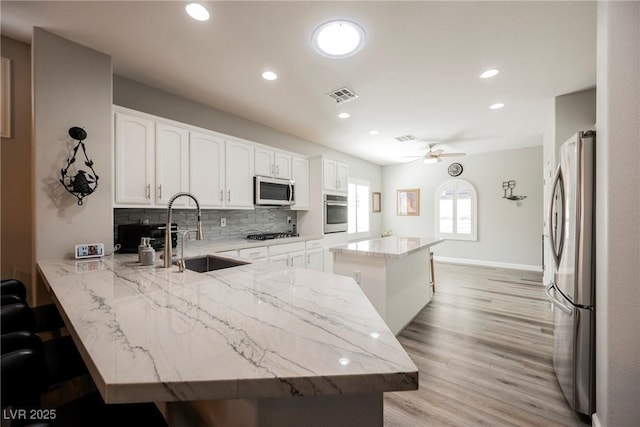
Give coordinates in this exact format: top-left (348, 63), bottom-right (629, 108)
top-left (1, 36), bottom-right (33, 301)
top-left (32, 29), bottom-right (113, 271)
top-left (381, 146), bottom-right (543, 269)
top-left (594, 2), bottom-right (640, 426)
top-left (554, 87), bottom-right (596, 162)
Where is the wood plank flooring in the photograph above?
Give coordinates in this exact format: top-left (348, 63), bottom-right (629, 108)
top-left (384, 262), bottom-right (591, 427)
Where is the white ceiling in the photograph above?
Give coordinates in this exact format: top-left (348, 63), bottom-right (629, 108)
top-left (1, 1), bottom-right (596, 165)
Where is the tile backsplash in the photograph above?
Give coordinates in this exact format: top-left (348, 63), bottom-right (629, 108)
top-left (114, 208), bottom-right (297, 243)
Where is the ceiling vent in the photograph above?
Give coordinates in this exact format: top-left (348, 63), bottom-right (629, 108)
top-left (326, 87), bottom-right (359, 104)
top-left (394, 134), bottom-right (418, 142)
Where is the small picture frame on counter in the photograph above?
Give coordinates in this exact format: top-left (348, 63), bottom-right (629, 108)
top-left (75, 243), bottom-right (105, 259)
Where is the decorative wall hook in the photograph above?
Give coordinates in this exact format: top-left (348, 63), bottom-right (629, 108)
top-left (502, 180), bottom-right (527, 201)
top-left (59, 127), bottom-right (99, 205)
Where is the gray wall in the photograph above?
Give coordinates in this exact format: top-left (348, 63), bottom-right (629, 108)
top-left (112, 75), bottom-right (383, 237)
top-left (382, 146), bottom-right (543, 269)
top-left (1, 36), bottom-right (33, 300)
top-left (594, 2), bottom-right (640, 425)
top-left (554, 88), bottom-right (596, 162)
top-left (32, 29), bottom-right (113, 268)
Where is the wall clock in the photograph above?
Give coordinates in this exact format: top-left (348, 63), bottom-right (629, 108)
top-left (448, 162), bottom-right (463, 177)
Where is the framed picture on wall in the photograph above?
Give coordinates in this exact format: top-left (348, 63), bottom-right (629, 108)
top-left (372, 192), bottom-right (381, 213)
top-left (397, 189), bottom-right (420, 216)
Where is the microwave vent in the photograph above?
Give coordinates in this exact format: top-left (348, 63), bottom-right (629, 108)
top-left (326, 87), bottom-right (359, 104)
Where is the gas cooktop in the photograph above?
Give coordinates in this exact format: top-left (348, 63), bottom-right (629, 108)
top-left (246, 232), bottom-right (299, 241)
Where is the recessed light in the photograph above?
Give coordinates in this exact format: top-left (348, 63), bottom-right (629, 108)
top-left (262, 71), bottom-right (278, 81)
top-left (338, 113), bottom-right (350, 119)
top-left (480, 68), bottom-right (500, 79)
top-left (369, 130), bottom-right (379, 135)
top-left (369, 332), bottom-right (380, 339)
top-left (339, 357), bottom-right (350, 366)
top-left (185, 3), bottom-right (210, 21)
top-left (489, 103), bottom-right (505, 110)
top-left (312, 20), bottom-right (366, 58)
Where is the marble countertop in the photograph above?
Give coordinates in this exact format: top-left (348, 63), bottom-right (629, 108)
top-left (37, 254), bottom-right (418, 404)
top-left (330, 236), bottom-right (444, 259)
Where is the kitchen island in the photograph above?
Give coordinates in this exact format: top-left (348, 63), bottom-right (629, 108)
top-left (331, 236), bottom-right (443, 335)
top-left (37, 251), bottom-right (418, 427)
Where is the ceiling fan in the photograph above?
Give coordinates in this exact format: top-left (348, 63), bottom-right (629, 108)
top-left (404, 144), bottom-right (466, 164)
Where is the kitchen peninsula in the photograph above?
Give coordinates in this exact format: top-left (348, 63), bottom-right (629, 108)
top-left (37, 251), bottom-right (418, 427)
top-left (331, 236), bottom-right (443, 335)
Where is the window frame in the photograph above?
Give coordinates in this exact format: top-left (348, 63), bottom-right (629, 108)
top-left (347, 178), bottom-right (371, 239)
top-left (435, 178), bottom-right (478, 241)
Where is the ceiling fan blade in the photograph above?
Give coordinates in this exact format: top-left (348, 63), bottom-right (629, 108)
top-left (401, 155), bottom-right (427, 159)
top-left (438, 152), bottom-right (466, 157)
top-left (429, 149), bottom-right (444, 156)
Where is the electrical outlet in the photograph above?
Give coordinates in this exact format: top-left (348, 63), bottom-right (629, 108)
top-left (287, 216), bottom-right (291, 224)
top-left (220, 218), bottom-right (227, 227)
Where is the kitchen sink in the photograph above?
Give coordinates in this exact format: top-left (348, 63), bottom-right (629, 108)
top-left (181, 255), bottom-right (248, 273)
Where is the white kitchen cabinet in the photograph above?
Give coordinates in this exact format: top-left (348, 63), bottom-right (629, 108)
top-left (291, 156), bottom-right (309, 210)
top-left (238, 246), bottom-right (268, 261)
top-left (114, 112), bottom-right (155, 205)
top-left (190, 131), bottom-right (225, 208)
top-left (306, 248), bottom-right (323, 271)
top-left (155, 123), bottom-right (189, 207)
top-left (269, 241), bottom-right (305, 267)
top-left (322, 158), bottom-right (349, 194)
top-left (225, 139), bottom-right (254, 208)
top-left (269, 254), bottom-right (289, 267)
top-left (255, 147), bottom-right (292, 179)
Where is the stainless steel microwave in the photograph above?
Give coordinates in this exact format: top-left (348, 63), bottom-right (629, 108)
top-left (254, 176), bottom-right (295, 206)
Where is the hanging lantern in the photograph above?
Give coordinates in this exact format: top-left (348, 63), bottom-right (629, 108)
top-left (59, 127), bottom-right (99, 205)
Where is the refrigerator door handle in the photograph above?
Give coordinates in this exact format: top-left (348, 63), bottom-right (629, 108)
top-left (547, 165), bottom-right (564, 267)
top-left (545, 282), bottom-right (573, 314)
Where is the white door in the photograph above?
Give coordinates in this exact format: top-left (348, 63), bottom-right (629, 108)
top-left (291, 156), bottom-right (309, 210)
top-left (336, 162), bottom-right (349, 194)
top-left (225, 139), bottom-right (254, 208)
top-left (254, 147), bottom-right (274, 177)
top-left (155, 123), bottom-right (189, 207)
top-left (306, 248), bottom-right (323, 271)
top-left (323, 159), bottom-right (337, 192)
top-left (190, 131), bottom-right (225, 208)
top-left (289, 251), bottom-right (305, 268)
top-left (273, 152), bottom-right (292, 179)
top-left (114, 112), bottom-right (154, 205)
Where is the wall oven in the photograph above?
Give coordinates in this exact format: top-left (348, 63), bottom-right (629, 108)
top-left (254, 176), bottom-right (295, 206)
top-left (324, 194), bottom-right (348, 233)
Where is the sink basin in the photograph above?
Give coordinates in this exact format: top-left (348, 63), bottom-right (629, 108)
top-left (181, 255), bottom-right (248, 273)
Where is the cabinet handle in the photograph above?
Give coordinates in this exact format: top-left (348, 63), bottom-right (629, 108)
top-left (158, 184), bottom-right (162, 200)
top-left (227, 190), bottom-right (231, 203)
top-left (219, 190), bottom-right (223, 202)
top-left (276, 165), bottom-right (280, 175)
top-left (146, 184), bottom-right (151, 199)
top-left (271, 164), bottom-right (275, 175)
top-left (307, 255), bottom-right (310, 264)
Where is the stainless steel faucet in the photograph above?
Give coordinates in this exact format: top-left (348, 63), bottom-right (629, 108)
top-left (163, 192), bottom-right (204, 268)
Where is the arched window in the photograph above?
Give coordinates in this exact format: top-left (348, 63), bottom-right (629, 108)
top-left (435, 179), bottom-right (477, 241)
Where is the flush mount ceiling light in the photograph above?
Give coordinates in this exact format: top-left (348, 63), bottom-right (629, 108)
top-left (186, 3), bottom-right (210, 21)
top-left (489, 102), bottom-right (505, 110)
top-left (423, 157), bottom-right (440, 164)
top-left (480, 68), bottom-right (500, 79)
top-left (338, 113), bottom-right (351, 119)
top-left (312, 20), bottom-right (366, 58)
top-left (262, 71), bottom-right (278, 81)
top-left (369, 130), bottom-right (379, 135)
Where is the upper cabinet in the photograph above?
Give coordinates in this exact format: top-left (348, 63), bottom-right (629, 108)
top-left (255, 147), bottom-right (292, 179)
top-left (291, 156), bottom-right (309, 210)
top-left (113, 107), bottom-right (306, 210)
top-left (322, 158), bottom-right (349, 194)
top-left (114, 112), bottom-right (155, 205)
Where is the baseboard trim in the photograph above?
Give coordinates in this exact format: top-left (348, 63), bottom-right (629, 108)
top-left (434, 256), bottom-right (542, 273)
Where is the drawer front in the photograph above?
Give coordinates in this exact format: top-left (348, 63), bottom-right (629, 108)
top-left (305, 239), bottom-right (323, 250)
top-left (238, 246), bottom-right (268, 260)
top-left (269, 241), bottom-right (305, 256)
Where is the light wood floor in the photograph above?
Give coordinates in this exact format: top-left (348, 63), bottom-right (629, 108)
top-left (384, 262), bottom-right (591, 427)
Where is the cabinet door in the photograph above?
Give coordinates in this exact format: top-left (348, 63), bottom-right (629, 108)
top-left (336, 162), bottom-right (349, 194)
top-left (269, 253), bottom-right (289, 266)
top-left (305, 248), bottom-right (323, 271)
top-left (289, 251), bottom-right (305, 268)
top-left (156, 123), bottom-right (189, 207)
top-left (291, 156), bottom-right (309, 210)
top-left (225, 139), bottom-right (254, 208)
top-left (190, 131), bottom-right (225, 208)
top-left (323, 159), bottom-right (337, 191)
top-left (114, 112), bottom-right (154, 205)
top-left (254, 147), bottom-right (275, 177)
top-left (273, 152), bottom-right (292, 179)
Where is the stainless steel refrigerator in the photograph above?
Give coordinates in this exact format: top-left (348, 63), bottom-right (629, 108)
top-left (546, 130), bottom-right (595, 416)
